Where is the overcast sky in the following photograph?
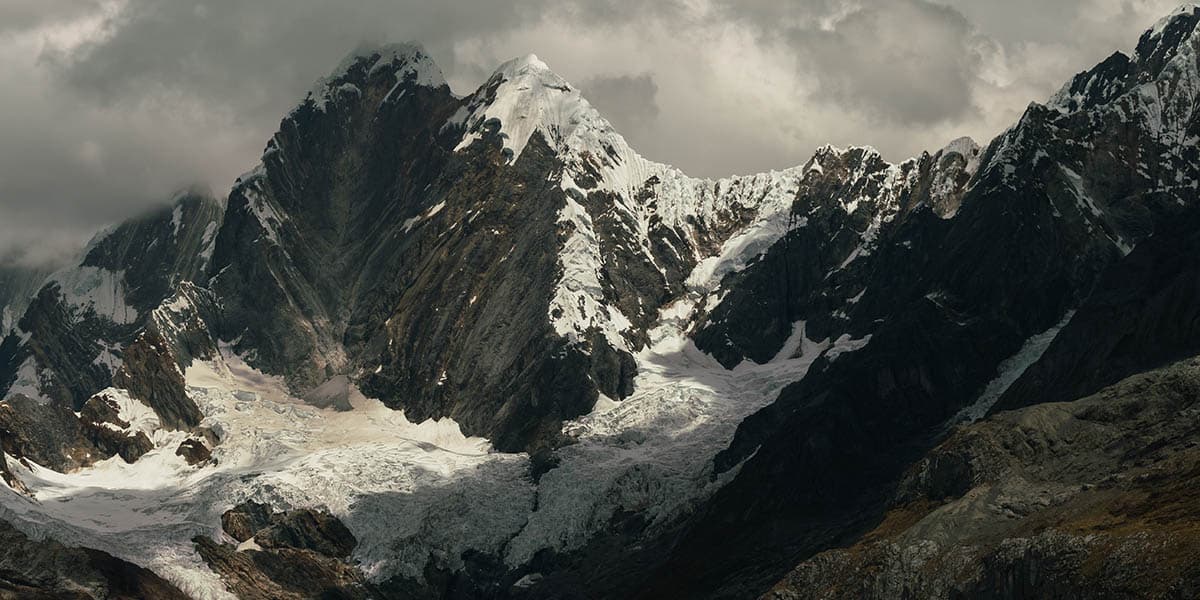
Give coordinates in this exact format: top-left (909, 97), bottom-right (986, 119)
top-left (0, 0), bottom-right (1186, 267)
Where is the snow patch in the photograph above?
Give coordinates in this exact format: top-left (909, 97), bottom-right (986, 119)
top-left (170, 205), bottom-right (184, 236)
top-left (109, 388), bottom-right (161, 437)
top-left (198, 221), bottom-right (219, 266)
top-left (953, 311), bottom-right (1076, 424)
top-left (47, 266), bottom-right (137, 325)
top-left (4, 357), bottom-right (49, 403)
top-left (824, 333), bottom-right (873, 362)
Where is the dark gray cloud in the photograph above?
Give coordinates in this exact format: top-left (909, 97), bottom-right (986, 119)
top-left (0, 0), bottom-right (103, 34)
top-left (0, 0), bottom-right (557, 267)
top-left (0, 0), bottom-right (1186, 267)
top-left (580, 73), bottom-right (660, 132)
top-left (50, 0), bottom-right (560, 130)
top-left (796, 0), bottom-right (984, 125)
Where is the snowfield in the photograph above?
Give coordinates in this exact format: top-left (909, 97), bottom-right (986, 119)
top-left (0, 348), bottom-right (523, 599)
top-left (0, 290), bottom-right (853, 598)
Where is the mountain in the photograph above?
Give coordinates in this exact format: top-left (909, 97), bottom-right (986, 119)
top-left (629, 5), bottom-right (1200, 598)
top-left (204, 46), bottom-right (825, 453)
top-left (0, 263), bottom-right (51, 334)
top-left (2, 6), bottom-right (1200, 599)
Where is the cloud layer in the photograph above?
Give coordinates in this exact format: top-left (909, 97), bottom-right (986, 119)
top-left (0, 0), bottom-right (1185, 266)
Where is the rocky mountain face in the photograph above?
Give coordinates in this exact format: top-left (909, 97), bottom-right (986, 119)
top-left (0, 519), bottom-right (190, 599)
top-left (1, 191), bottom-right (222, 407)
top-left (0, 192), bottom-right (221, 471)
top-left (766, 354), bottom-right (1200, 600)
top-left (621, 6), bottom-right (1200, 599)
top-left (0, 263), bottom-right (51, 334)
top-left (205, 47), bottom-right (817, 452)
top-left (2, 6), bottom-right (1200, 600)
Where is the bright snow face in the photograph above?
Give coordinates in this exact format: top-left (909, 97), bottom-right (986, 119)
top-left (0, 346), bottom-right (526, 599)
top-left (452, 53), bottom-right (815, 352)
top-left (47, 266), bottom-right (139, 325)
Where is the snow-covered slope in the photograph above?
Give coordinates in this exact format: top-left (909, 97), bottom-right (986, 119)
top-left (453, 53), bottom-right (865, 354)
top-left (0, 308), bottom-right (863, 597)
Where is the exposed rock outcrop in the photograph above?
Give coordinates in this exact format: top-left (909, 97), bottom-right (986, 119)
top-left (111, 330), bottom-right (200, 430)
top-left (254, 510), bottom-right (357, 559)
top-left (221, 502), bottom-right (275, 543)
top-left (220, 503), bottom-right (357, 559)
top-left (0, 519), bottom-right (189, 599)
top-left (194, 536), bottom-right (376, 600)
top-left (199, 504), bottom-right (368, 599)
top-left (0, 395), bottom-right (100, 472)
top-left (174, 438), bottom-right (211, 466)
top-left (0, 263), bottom-right (51, 335)
top-left (766, 355), bottom-right (1200, 599)
top-left (0, 191), bottom-right (222, 411)
top-left (78, 393), bottom-right (153, 463)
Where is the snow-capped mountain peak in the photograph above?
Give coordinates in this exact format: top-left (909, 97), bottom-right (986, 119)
top-left (1134, 3), bottom-right (1200, 76)
top-left (304, 41), bottom-right (446, 111)
top-left (8, 7), bottom-right (1200, 596)
top-left (498, 52), bottom-right (553, 76)
top-left (454, 52), bottom-right (625, 166)
top-left (1047, 2), bottom-right (1200, 144)
top-left (1145, 3), bottom-right (1200, 42)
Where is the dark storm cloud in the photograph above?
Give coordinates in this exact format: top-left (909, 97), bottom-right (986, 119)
top-left (0, 0), bottom-right (103, 34)
top-left (797, 1), bottom-right (984, 125)
top-left (719, 0), bottom-right (985, 125)
top-left (580, 73), bottom-right (660, 132)
top-left (0, 0), bottom-right (556, 267)
top-left (0, 0), bottom-right (1186, 267)
top-left (50, 0), bottom-right (556, 127)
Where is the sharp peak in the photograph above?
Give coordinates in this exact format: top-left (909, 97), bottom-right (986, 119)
top-left (938, 136), bottom-right (980, 157)
top-left (1141, 4), bottom-right (1200, 46)
top-left (1151, 3), bottom-right (1200, 31)
top-left (336, 41), bottom-right (432, 70)
top-left (496, 53), bottom-right (551, 73)
top-left (298, 40), bottom-right (446, 112)
top-left (490, 53), bottom-right (569, 86)
top-left (313, 40), bottom-right (445, 91)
